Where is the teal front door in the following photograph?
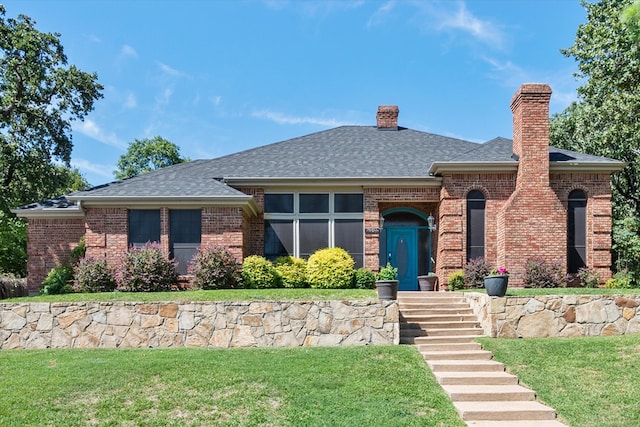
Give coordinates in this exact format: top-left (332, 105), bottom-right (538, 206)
top-left (386, 227), bottom-right (418, 291)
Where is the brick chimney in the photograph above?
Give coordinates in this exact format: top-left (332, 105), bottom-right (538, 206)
top-left (376, 105), bottom-right (399, 130)
top-left (497, 83), bottom-right (565, 285)
top-left (510, 83), bottom-right (552, 188)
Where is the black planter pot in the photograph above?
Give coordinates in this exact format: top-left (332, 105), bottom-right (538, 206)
top-left (484, 275), bottom-right (508, 297)
top-left (418, 275), bottom-right (438, 291)
top-left (376, 280), bottom-right (399, 300)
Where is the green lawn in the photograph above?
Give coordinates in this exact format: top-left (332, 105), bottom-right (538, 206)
top-left (4, 288), bottom-right (377, 303)
top-left (478, 335), bottom-right (640, 427)
top-left (0, 346), bottom-right (464, 427)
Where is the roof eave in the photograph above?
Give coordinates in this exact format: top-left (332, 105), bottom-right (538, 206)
top-left (549, 161), bottom-right (627, 173)
top-left (428, 162), bottom-right (518, 175)
top-left (224, 176), bottom-right (443, 188)
top-left (11, 207), bottom-right (85, 219)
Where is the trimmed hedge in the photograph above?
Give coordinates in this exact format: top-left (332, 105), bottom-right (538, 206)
top-left (307, 248), bottom-right (355, 289)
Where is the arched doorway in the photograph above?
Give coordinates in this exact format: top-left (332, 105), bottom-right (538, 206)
top-left (380, 208), bottom-right (434, 291)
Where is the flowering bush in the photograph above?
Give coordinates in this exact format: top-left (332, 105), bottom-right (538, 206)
top-left (116, 243), bottom-right (178, 292)
top-left (463, 257), bottom-right (490, 288)
top-left (524, 258), bottom-right (564, 288)
top-left (490, 267), bottom-right (509, 276)
top-left (188, 246), bottom-right (242, 290)
top-left (576, 267), bottom-right (601, 288)
top-left (74, 257), bottom-right (116, 293)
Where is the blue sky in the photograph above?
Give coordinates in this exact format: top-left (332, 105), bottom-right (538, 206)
top-left (5, 0), bottom-right (587, 187)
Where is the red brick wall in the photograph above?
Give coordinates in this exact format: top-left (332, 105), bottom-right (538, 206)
top-left (239, 188), bottom-right (264, 257)
top-left (202, 207), bottom-right (244, 262)
top-left (26, 218), bottom-right (85, 292)
top-left (84, 208), bottom-right (128, 265)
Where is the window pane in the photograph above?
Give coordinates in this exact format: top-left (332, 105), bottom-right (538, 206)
top-left (299, 219), bottom-right (329, 258)
top-left (265, 194), bottom-right (293, 213)
top-left (466, 192), bottom-right (485, 261)
top-left (170, 210), bottom-right (201, 275)
top-left (335, 219), bottom-right (363, 268)
top-left (335, 194), bottom-right (363, 213)
top-left (170, 210), bottom-right (201, 244)
top-left (300, 194), bottom-right (329, 213)
top-left (129, 210), bottom-right (160, 246)
top-left (568, 190), bottom-right (587, 273)
top-left (265, 220), bottom-right (294, 261)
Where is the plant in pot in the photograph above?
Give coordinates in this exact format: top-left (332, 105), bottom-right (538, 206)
top-left (376, 263), bottom-right (399, 300)
top-left (484, 267), bottom-right (509, 297)
top-left (417, 272), bottom-right (438, 291)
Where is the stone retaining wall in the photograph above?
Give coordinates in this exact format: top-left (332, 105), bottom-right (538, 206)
top-left (0, 300), bottom-right (398, 349)
top-left (464, 293), bottom-right (640, 338)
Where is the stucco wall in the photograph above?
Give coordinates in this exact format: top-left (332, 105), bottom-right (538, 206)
top-left (0, 300), bottom-right (398, 349)
top-left (464, 293), bottom-right (640, 338)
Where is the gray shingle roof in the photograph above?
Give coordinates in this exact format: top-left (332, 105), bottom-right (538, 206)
top-left (15, 124), bottom-right (625, 212)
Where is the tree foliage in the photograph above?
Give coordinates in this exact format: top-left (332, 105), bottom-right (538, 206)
top-left (114, 136), bottom-right (188, 180)
top-left (0, 5), bottom-right (103, 213)
top-left (550, 0), bottom-right (640, 219)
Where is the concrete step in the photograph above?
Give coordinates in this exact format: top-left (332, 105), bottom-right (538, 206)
top-left (434, 371), bottom-right (519, 385)
top-left (398, 300), bottom-right (468, 307)
top-left (401, 314), bottom-right (478, 323)
top-left (421, 349), bottom-right (494, 361)
top-left (398, 291), bottom-right (463, 298)
top-left (403, 327), bottom-right (483, 337)
top-left (454, 401), bottom-right (557, 421)
top-left (403, 321), bottom-right (480, 330)
top-left (404, 335), bottom-right (481, 345)
top-left (467, 421), bottom-right (569, 427)
top-left (416, 342), bottom-right (482, 352)
top-left (427, 360), bottom-right (505, 372)
top-left (442, 384), bottom-right (535, 401)
top-left (400, 308), bottom-right (474, 316)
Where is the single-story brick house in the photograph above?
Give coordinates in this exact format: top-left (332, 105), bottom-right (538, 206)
top-left (14, 83), bottom-right (625, 293)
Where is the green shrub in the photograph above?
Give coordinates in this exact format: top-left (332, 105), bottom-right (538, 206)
top-left (274, 256), bottom-right (308, 288)
top-left (41, 264), bottom-right (74, 295)
top-left (354, 267), bottom-right (377, 289)
top-left (0, 275), bottom-right (28, 299)
top-left (524, 258), bottom-right (564, 288)
top-left (577, 267), bottom-right (602, 288)
top-left (463, 257), bottom-right (490, 288)
top-left (605, 271), bottom-right (634, 289)
top-left (189, 246), bottom-right (242, 290)
top-left (307, 247), bottom-right (355, 289)
top-left (242, 255), bottom-right (280, 289)
top-left (70, 237), bottom-right (86, 265)
top-left (116, 243), bottom-right (178, 292)
top-left (74, 257), bottom-right (116, 293)
top-left (377, 263), bottom-right (398, 280)
top-left (447, 270), bottom-right (465, 291)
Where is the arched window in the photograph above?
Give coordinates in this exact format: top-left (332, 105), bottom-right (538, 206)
top-left (568, 190), bottom-right (587, 274)
top-left (466, 190), bottom-right (485, 261)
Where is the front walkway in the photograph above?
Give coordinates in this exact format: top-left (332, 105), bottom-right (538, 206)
top-left (398, 291), bottom-right (569, 426)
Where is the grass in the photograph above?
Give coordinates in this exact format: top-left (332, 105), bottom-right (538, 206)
top-left (0, 345), bottom-right (465, 427)
top-left (461, 287), bottom-right (640, 296)
top-left (478, 335), bottom-right (640, 427)
top-left (4, 288), bottom-right (377, 303)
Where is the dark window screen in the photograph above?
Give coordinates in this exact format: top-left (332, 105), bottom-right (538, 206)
top-left (335, 219), bottom-right (363, 268)
top-left (300, 194), bottom-right (329, 213)
top-left (568, 190), bottom-right (587, 274)
top-left (129, 210), bottom-right (160, 246)
top-left (299, 219), bottom-right (329, 258)
top-left (170, 210), bottom-right (201, 274)
top-left (466, 190), bottom-right (485, 261)
top-left (265, 220), bottom-right (294, 261)
top-left (335, 194), bottom-right (363, 213)
top-left (265, 194), bottom-right (294, 213)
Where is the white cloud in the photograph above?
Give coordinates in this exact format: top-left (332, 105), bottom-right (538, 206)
top-left (158, 62), bottom-right (188, 78)
top-left (438, 2), bottom-right (503, 46)
top-left (123, 92), bottom-right (137, 109)
top-left (73, 119), bottom-right (126, 149)
top-left (120, 44), bottom-right (138, 58)
top-left (71, 158), bottom-right (114, 179)
top-left (211, 95), bottom-right (222, 107)
top-left (367, 1), bottom-right (396, 28)
top-left (156, 87), bottom-right (173, 106)
top-left (252, 109), bottom-right (352, 127)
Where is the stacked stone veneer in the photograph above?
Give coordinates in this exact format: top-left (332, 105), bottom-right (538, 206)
top-left (464, 293), bottom-right (640, 338)
top-left (0, 300), bottom-right (398, 349)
